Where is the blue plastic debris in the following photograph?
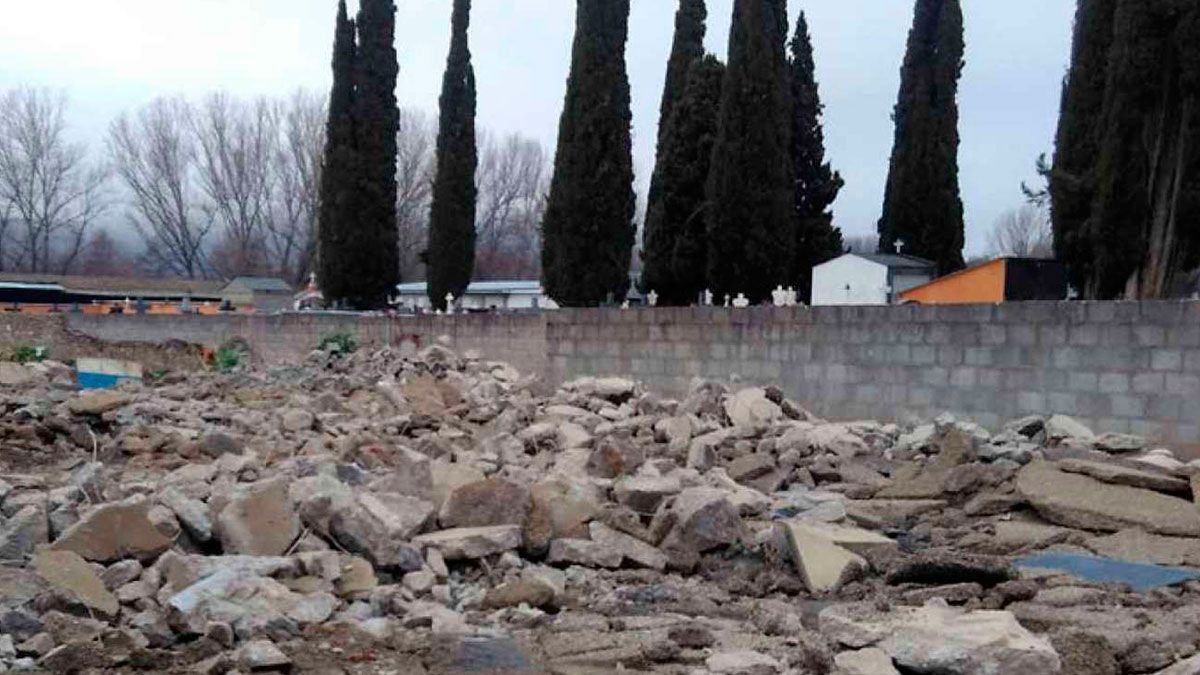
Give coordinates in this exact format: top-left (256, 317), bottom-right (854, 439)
top-left (76, 358), bottom-right (142, 390)
top-left (1015, 552), bottom-right (1200, 592)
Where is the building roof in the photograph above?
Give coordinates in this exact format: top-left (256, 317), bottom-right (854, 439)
top-left (396, 280), bottom-right (545, 296)
top-left (224, 276), bottom-right (294, 293)
top-left (0, 272), bottom-right (227, 298)
top-left (853, 253), bottom-right (937, 270)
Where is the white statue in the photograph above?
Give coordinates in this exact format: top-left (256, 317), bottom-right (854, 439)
top-left (621, 300), bottom-right (630, 310)
top-left (703, 289), bottom-right (714, 306)
top-left (647, 290), bottom-right (659, 307)
top-left (445, 293), bottom-right (456, 313)
top-left (771, 285), bottom-right (787, 307)
top-left (733, 293), bottom-right (750, 308)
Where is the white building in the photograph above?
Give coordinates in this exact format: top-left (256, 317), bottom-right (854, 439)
top-left (394, 281), bottom-right (558, 311)
top-left (811, 253), bottom-right (937, 306)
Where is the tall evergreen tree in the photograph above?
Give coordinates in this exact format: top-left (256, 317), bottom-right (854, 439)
top-left (427, 0), bottom-right (478, 311)
top-left (345, 0), bottom-right (400, 309)
top-left (541, 0), bottom-right (636, 307)
top-left (1050, 0), bottom-right (1117, 295)
top-left (877, 0), bottom-right (965, 276)
top-left (658, 0), bottom-right (708, 145)
top-left (1084, 0), bottom-right (1200, 298)
top-left (644, 0), bottom-right (708, 284)
top-left (642, 55), bottom-right (725, 305)
top-left (705, 0), bottom-right (794, 304)
top-left (317, 0), bottom-right (359, 307)
top-left (788, 11), bottom-right (844, 303)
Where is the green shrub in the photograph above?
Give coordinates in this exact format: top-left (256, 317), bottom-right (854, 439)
top-left (13, 345), bottom-right (47, 364)
top-left (215, 345), bottom-right (241, 372)
top-left (318, 332), bottom-right (358, 355)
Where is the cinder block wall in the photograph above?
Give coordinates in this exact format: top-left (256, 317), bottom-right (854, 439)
top-left (545, 302), bottom-right (1200, 453)
top-left (2, 301), bottom-right (1194, 452)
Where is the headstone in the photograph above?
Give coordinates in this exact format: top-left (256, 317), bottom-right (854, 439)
top-left (647, 290), bottom-right (659, 307)
top-left (733, 294), bottom-right (750, 308)
top-left (702, 289), bottom-right (714, 306)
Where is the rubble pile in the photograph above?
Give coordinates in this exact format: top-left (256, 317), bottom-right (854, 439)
top-left (1, 343), bottom-right (1200, 673)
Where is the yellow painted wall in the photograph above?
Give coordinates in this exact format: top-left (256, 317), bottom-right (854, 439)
top-left (900, 259), bottom-right (1007, 304)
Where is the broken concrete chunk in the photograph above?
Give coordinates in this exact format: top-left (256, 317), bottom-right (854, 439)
top-left (821, 601), bottom-right (1061, 675)
top-left (1095, 433), bottom-right (1146, 454)
top-left (51, 496), bottom-right (173, 562)
top-left (34, 550), bottom-right (119, 616)
top-left (280, 408), bottom-right (315, 432)
top-left (482, 578), bottom-right (557, 610)
top-left (1045, 414), bottom-right (1095, 442)
top-left (547, 538), bottom-right (623, 569)
top-left (588, 522), bottom-right (668, 571)
top-left (835, 648), bottom-right (901, 675)
top-left (439, 477), bottom-right (531, 529)
top-left (158, 486), bottom-right (213, 542)
top-left (1017, 461), bottom-right (1200, 536)
top-left (1058, 458), bottom-right (1189, 494)
top-left (0, 504), bottom-right (49, 562)
top-left (411, 525), bottom-right (522, 560)
top-left (216, 477), bottom-right (300, 556)
top-left (68, 390), bottom-right (131, 416)
top-left (724, 388), bottom-right (783, 429)
top-left (429, 461), bottom-right (486, 510)
top-left (706, 650), bottom-right (782, 674)
top-left (237, 639), bottom-right (291, 671)
top-left (774, 520), bottom-right (895, 593)
top-left (613, 475), bottom-right (682, 514)
top-left (659, 487), bottom-right (746, 554)
top-left (727, 453), bottom-right (776, 484)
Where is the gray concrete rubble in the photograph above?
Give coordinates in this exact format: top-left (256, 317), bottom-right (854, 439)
top-left (0, 345), bottom-right (1198, 673)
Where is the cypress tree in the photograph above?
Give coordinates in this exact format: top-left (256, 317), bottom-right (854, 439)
top-left (705, 0), bottom-right (794, 304)
top-left (1049, 0), bottom-right (1117, 295)
top-left (427, 0), bottom-right (478, 310)
top-left (789, 11), bottom-right (844, 303)
top-left (345, 0), bottom-right (400, 310)
top-left (1084, 0), bottom-right (1200, 298)
top-left (644, 0), bottom-right (707, 268)
top-left (317, 0), bottom-right (359, 307)
top-left (877, 0), bottom-right (966, 276)
top-left (642, 55), bottom-right (725, 305)
top-left (541, 0), bottom-right (636, 307)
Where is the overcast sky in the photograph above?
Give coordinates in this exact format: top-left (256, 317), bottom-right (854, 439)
top-left (0, 0), bottom-right (1076, 255)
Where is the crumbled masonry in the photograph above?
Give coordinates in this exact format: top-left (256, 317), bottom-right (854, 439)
top-left (2, 343), bottom-right (1200, 673)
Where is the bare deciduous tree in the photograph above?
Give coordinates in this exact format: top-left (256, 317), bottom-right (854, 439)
top-left (193, 93), bottom-right (276, 278)
top-left (0, 87), bottom-right (107, 273)
top-left (108, 97), bottom-right (212, 279)
top-left (988, 204), bottom-right (1054, 259)
top-left (77, 228), bottom-right (135, 277)
top-left (396, 108), bottom-right (436, 282)
top-left (268, 90), bottom-right (325, 285)
top-left (474, 130), bottom-right (548, 280)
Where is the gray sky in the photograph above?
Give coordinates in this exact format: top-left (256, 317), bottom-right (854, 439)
top-left (0, 0), bottom-right (1075, 255)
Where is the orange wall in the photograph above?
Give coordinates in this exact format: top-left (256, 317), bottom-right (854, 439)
top-left (900, 259), bottom-right (1006, 304)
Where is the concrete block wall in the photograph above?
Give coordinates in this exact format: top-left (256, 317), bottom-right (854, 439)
top-left (63, 312), bottom-right (550, 383)
top-left (1, 301), bottom-right (1194, 452)
top-left (546, 302), bottom-right (1200, 453)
